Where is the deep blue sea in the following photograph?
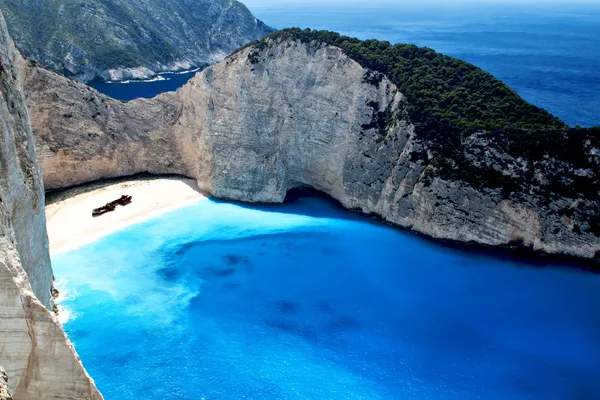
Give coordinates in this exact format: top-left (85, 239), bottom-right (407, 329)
top-left (90, 2), bottom-right (600, 127)
top-left (53, 196), bottom-right (600, 400)
top-left (88, 70), bottom-right (200, 102)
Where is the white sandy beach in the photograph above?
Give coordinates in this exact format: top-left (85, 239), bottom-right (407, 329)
top-left (45, 178), bottom-right (206, 255)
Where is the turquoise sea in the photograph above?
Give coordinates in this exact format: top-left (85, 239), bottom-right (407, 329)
top-left (57, 2), bottom-right (600, 399)
top-left (53, 196), bottom-right (600, 399)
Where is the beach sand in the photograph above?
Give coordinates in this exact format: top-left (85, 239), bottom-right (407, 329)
top-left (45, 177), bottom-right (206, 255)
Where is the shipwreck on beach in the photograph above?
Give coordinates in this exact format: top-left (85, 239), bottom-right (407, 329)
top-left (92, 194), bottom-right (132, 216)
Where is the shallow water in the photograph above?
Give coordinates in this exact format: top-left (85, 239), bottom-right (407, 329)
top-left (53, 196), bottom-right (600, 399)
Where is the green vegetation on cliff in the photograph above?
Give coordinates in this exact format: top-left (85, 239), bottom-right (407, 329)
top-left (241, 29), bottom-right (599, 237)
top-left (261, 29), bottom-right (564, 132)
top-left (245, 28), bottom-right (599, 200)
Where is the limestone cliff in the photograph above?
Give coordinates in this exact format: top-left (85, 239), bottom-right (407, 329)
top-left (0, 12), bottom-right (102, 400)
top-left (24, 37), bottom-right (599, 261)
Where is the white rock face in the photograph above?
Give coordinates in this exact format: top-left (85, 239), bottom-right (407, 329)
top-left (24, 39), bottom-right (600, 260)
top-left (176, 41), bottom-right (408, 203)
top-left (0, 12), bottom-right (102, 400)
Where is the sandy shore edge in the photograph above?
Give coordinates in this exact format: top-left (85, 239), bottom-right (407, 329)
top-left (45, 177), bottom-right (207, 255)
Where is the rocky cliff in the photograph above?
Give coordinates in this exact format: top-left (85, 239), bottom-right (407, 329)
top-left (24, 36), bottom-right (600, 261)
top-left (0, 368), bottom-right (12, 400)
top-left (0, 12), bottom-right (102, 400)
top-left (1, 14), bottom-right (596, 400)
top-left (0, 0), bottom-right (273, 81)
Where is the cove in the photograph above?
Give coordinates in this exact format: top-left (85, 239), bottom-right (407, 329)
top-left (87, 3), bottom-right (600, 127)
top-left (52, 195), bottom-right (600, 399)
top-left (87, 69), bottom-right (201, 101)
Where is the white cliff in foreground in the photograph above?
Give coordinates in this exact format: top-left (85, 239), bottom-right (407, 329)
top-left (0, 12), bottom-right (102, 400)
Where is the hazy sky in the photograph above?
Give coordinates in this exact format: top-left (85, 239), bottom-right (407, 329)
top-left (243, 0), bottom-right (598, 6)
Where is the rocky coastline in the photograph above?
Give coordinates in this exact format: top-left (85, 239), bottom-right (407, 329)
top-left (0, 0), bottom-right (274, 83)
top-left (0, 9), bottom-right (598, 399)
top-left (24, 37), bottom-right (600, 261)
top-left (100, 64), bottom-right (204, 84)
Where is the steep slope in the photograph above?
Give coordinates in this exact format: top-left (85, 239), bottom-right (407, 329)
top-left (0, 12), bottom-right (102, 400)
top-left (24, 34), bottom-right (600, 261)
top-left (0, 0), bottom-right (273, 81)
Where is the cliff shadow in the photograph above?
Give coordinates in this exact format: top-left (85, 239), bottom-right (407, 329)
top-left (221, 186), bottom-right (600, 274)
top-left (215, 186), bottom-right (367, 222)
top-left (44, 172), bottom-right (204, 205)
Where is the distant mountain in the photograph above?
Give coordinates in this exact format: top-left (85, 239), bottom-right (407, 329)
top-left (0, 0), bottom-right (274, 81)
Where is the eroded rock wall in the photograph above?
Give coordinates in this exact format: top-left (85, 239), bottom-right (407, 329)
top-left (0, 367), bottom-right (12, 400)
top-left (24, 64), bottom-right (186, 189)
top-left (175, 42), bottom-right (599, 259)
top-left (25, 39), bottom-right (600, 260)
top-left (174, 41), bottom-right (409, 203)
top-left (0, 11), bottom-right (102, 400)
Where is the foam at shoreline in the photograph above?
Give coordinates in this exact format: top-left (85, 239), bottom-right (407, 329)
top-left (51, 196), bottom-right (600, 399)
